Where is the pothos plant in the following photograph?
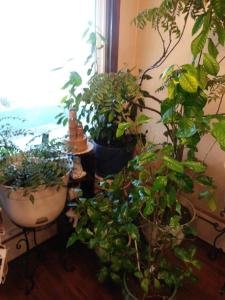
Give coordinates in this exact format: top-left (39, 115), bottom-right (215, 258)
top-left (67, 0), bottom-right (225, 298)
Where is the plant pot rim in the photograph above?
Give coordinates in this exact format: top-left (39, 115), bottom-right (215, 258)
top-left (93, 139), bottom-right (135, 150)
top-left (123, 273), bottom-right (177, 300)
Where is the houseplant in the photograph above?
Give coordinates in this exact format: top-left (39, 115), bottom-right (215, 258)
top-left (0, 120), bottom-right (70, 227)
top-left (58, 69), bottom-right (149, 177)
top-left (66, 0), bottom-right (225, 298)
top-left (55, 27), bottom-right (149, 177)
top-left (67, 145), bottom-right (201, 299)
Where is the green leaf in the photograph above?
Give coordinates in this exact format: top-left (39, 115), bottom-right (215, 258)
top-left (183, 161), bottom-right (205, 173)
top-left (208, 195), bottom-right (217, 211)
top-left (69, 71), bottom-right (82, 86)
top-left (144, 195), bottom-right (154, 216)
top-left (191, 31), bottom-right (207, 57)
top-left (141, 278), bottom-right (149, 294)
top-left (116, 122), bottom-right (131, 138)
top-left (192, 15), bottom-right (205, 36)
top-left (160, 65), bottom-right (175, 80)
top-left (208, 38), bottom-right (219, 58)
top-left (211, 121), bottom-right (225, 150)
top-left (154, 278), bottom-right (161, 289)
top-left (203, 54), bottom-right (220, 76)
top-left (136, 114), bottom-right (151, 126)
top-left (67, 233), bottom-right (78, 248)
top-left (179, 72), bottom-right (199, 93)
top-left (176, 118), bottom-right (197, 138)
top-left (152, 176), bottom-right (167, 192)
top-left (125, 224), bottom-right (139, 240)
top-left (168, 80), bottom-right (175, 99)
top-left (197, 66), bottom-right (208, 89)
top-left (198, 190), bottom-right (211, 199)
top-left (212, 0), bottom-right (225, 18)
top-left (163, 156), bottom-right (184, 173)
top-left (215, 21), bottom-right (225, 45)
top-left (196, 175), bottom-right (213, 186)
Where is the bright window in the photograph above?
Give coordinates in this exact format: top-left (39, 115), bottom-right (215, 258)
top-left (0, 0), bottom-right (103, 144)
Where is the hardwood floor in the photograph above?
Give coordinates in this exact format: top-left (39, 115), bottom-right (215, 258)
top-left (0, 238), bottom-right (224, 300)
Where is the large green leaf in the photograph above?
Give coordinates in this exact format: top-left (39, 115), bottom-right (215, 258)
top-left (176, 118), bottom-right (197, 138)
top-left (211, 121), bottom-right (225, 150)
top-left (191, 31), bottom-right (207, 57)
top-left (208, 38), bottom-right (219, 59)
top-left (212, 0), bottom-right (225, 18)
top-left (183, 161), bottom-right (205, 173)
top-left (163, 156), bottom-right (184, 173)
top-left (203, 54), bottom-right (220, 76)
top-left (179, 72), bottom-right (199, 93)
top-left (192, 15), bottom-right (205, 36)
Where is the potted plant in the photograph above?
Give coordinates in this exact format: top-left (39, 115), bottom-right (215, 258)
top-left (0, 120), bottom-right (70, 228)
top-left (66, 0), bottom-right (225, 298)
top-left (58, 69), bottom-right (149, 177)
top-left (67, 145), bottom-right (201, 299)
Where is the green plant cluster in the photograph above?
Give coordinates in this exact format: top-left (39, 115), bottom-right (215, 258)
top-left (68, 145), bottom-right (203, 297)
top-left (0, 119), bottom-right (69, 201)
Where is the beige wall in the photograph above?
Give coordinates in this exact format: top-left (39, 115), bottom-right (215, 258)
top-left (118, 0), bottom-right (139, 72)
top-left (118, 1), bottom-right (225, 247)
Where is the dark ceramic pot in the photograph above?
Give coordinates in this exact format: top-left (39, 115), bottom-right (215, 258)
top-left (93, 141), bottom-right (134, 177)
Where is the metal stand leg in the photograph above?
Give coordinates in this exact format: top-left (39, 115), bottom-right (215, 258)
top-left (16, 228), bottom-right (35, 294)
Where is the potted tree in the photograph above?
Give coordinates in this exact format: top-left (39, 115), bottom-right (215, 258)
top-left (66, 0), bottom-right (225, 298)
top-left (0, 120), bottom-right (70, 228)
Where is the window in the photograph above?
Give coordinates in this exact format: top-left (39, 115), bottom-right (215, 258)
top-left (0, 0), bottom-right (105, 145)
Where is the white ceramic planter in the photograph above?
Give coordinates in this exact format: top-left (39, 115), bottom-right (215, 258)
top-left (0, 175), bottom-right (68, 228)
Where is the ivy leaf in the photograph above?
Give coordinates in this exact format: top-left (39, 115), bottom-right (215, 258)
top-left (176, 118), bottom-right (197, 138)
top-left (211, 121), bottom-right (225, 150)
top-left (179, 72), bottom-right (199, 93)
top-left (208, 38), bottom-right (219, 59)
top-left (192, 15), bottom-right (205, 36)
top-left (183, 161), bottom-right (205, 173)
top-left (191, 31), bottom-right (207, 57)
top-left (163, 156), bottom-right (184, 173)
top-left (203, 54), bottom-right (220, 76)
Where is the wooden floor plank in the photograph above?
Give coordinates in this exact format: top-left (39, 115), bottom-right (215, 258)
top-left (0, 238), bottom-right (224, 300)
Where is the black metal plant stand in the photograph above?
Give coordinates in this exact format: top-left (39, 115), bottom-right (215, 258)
top-left (14, 225), bottom-right (44, 295)
top-left (197, 207), bottom-right (225, 296)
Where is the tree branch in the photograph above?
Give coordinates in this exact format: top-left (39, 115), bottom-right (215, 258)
top-left (219, 56), bottom-right (225, 64)
top-left (139, 5), bottom-right (192, 86)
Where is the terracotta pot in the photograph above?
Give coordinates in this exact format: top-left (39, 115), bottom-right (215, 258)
top-left (0, 174), bottom-right (69, 228)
